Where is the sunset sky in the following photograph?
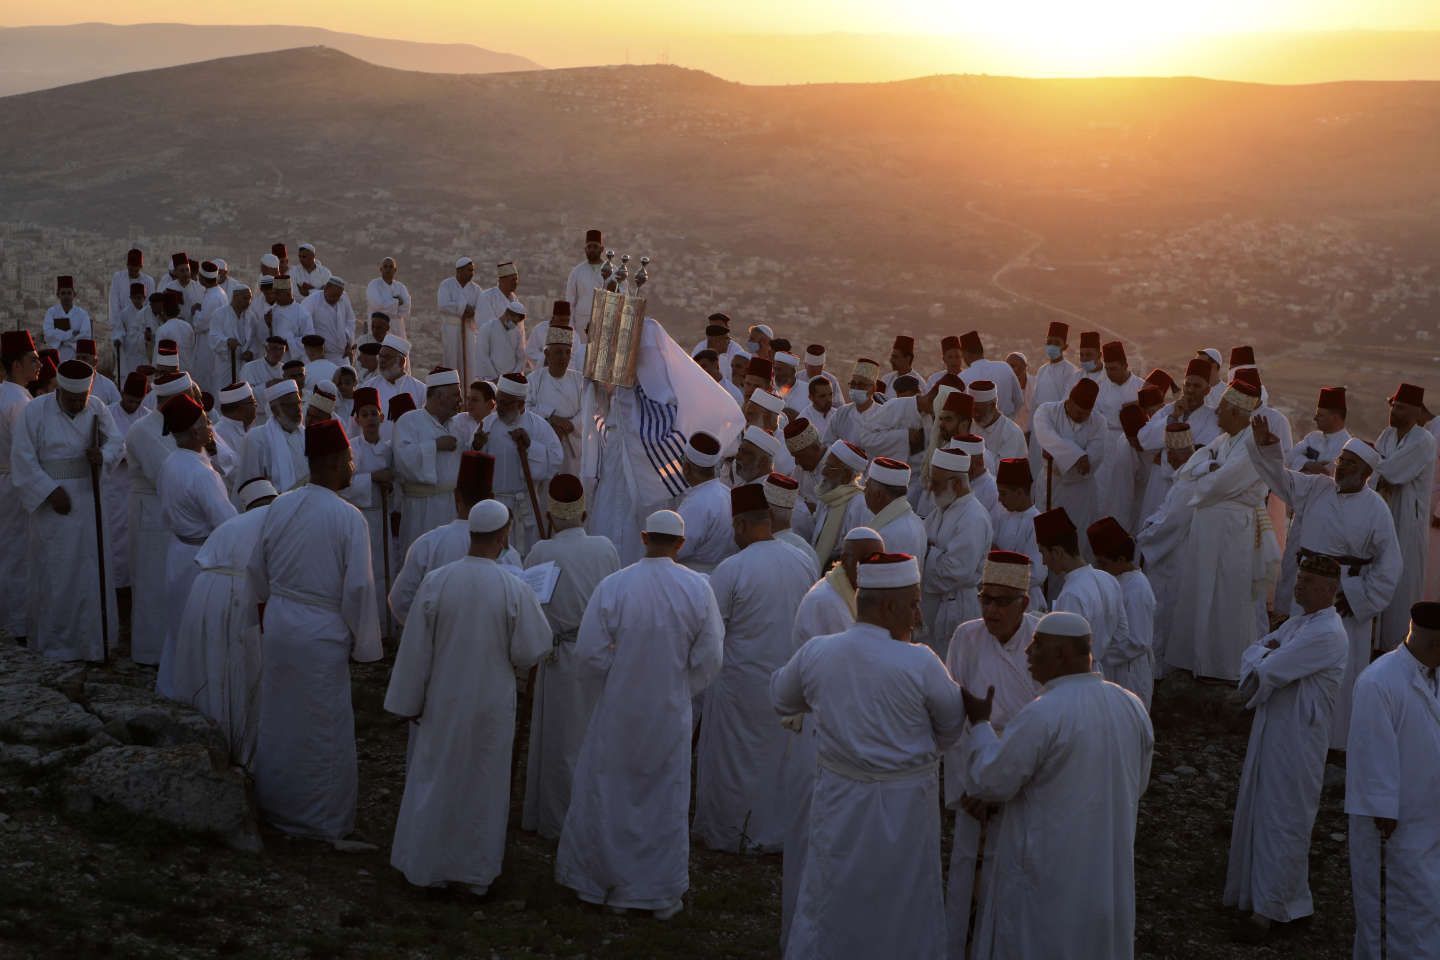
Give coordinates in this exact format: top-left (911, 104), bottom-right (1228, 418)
top-left (5, 1), bottom-right (1440, 81)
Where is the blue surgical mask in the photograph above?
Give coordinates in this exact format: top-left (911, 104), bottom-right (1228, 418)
top-left (748, 341), bottom-right (762, 353)
top-left (848, 388), bottom-right (870, 405)
top-left (1044, 344), bottom-right (1063, 361)
top-left (1083, 359), bottom-right (1101, 373)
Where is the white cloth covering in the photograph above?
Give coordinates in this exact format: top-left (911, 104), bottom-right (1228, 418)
top-left (385, 556), bottom-right (552, 889)
top-left (1345, 645), bottom-right (1440, 960)
top-left (1053, 565), bottom-right (1147, 706)
top-left (122, 409), bottom-right (177, 663)
top-left (555, 557), bottom-right (724, 910)
top-left (1224, 608), bottom-right (1346, 922)
top-left (247, 485), bottom-right (381, 840)
top-left (527, 367), bottom-right (585, 476)
top-left (1374, 424), bottom-right (1437, 650)
top-left (391, 408), bottom-right (471, 559)
top-left (921, 492), bottom-right (992, 657)
top-left (301, 290), bottom-right (356, 362)
top-left (694, 539), bottom-right (817, 853)
top-left (1029, 400), bottom-right (1108, 534)
top-left (520, 528), bottom-right (622, 839)
top-left (0, 382), bottom-right (32, 635)
top-left (1115, 570), bottom-right (1156, 710)
top-left (41, 303), bottom-right (93, 362)
top-left (990, 504), bottom-right (1049, 613)
top-left (388, 518), bottom-right (522, 627)
top-left (474, 408), bottom-right (563, 556)
top-left (962, 358), bottom-right (1025, 419)
top-left (365, 276), bottom-right (411, 337)
top-left (436, 275), bottom-right (482, 378)
top-left (564, 260), bottom-right (605, 335)
top-left (104, 401), bottom-right (145, 588)
top-left (1031, 357), bottom-right (1079, 412)
top-left (238, 418), bottom-right (307, 493)
top-left (960, 671), bottom-right (1153, 960)
top-left (675, 478), bottom-right (736, 574)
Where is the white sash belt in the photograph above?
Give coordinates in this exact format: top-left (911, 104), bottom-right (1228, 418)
top-left (819, 754), bottom-right (938, 784)
top-left (41, 456), bottom-right (90, 480)
top-left (272, 584), bottom-right (338, 611)
top-left (403, 483), bottom-right (454, 498)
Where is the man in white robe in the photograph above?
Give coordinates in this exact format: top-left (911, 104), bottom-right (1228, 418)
top-left (1345, 601), bottom-right (1440, 960)
top-left (207, 285), bottom-right (259, 389)
top-left (1032, 321), bottom-right (1080, 413)
top-left (112, 281), bottom-right (154, 379)
top-left (41, 276), bottom-right (92, 363)
top-left (267, 277), bottom-right (313, 361)
top-left (921, 446), bottom-right (992, 657)
top-left (564, 230), bottom-right (606, 336)
top-left (436, 258), bottom-right (481, 381)
top-left (239, 379), bottom-right (308, 493)
top-left (475, 299), bottom-right (528, 380)
top-left (695, 483), bottom-right (817, 854)
top-left (770, 552), bottom-right (966, 959)
top-left (391, 369), bottom-right (470, 558)
top-left (970, 380), bottom-right (1028, 465)
top-left (809, 439), bottom-right (873, 569)
top-left (1224, 552), bottom-right (1347, 940)
top-left (9, 360), bottom-right (123, 660)
top-left (957, 331), bottom-right (1025, 419)
top-left (1248, 423), bottom-right (1402, 750)
top-left (674, 432), bottom-right (735, 574)
top-left (521, 476), bottom-right (622, 839)
top-left (1374, 383), bottom-right (1438, 651)
top-left (1275, 386), bottom-right (1352, 602)
top-left (864, 456), bottom-right (926, 563)
top-left (1135, 359), bottom-right (1222, 465)
top-left (822, 361), bottom-right (917, 463)
top-left (365, 258), bottom-right (411, 337)
top-left (155, 394), bottom-right (237, 697)
top-left (472, 373), bottom-right (562, 556)
top-left (104, 375), bottom-right (148, 604)
top-left (361, 334), bottom-right (428, 415)
top-left (764, 472), bottom-right (819, 574)
top-left (238, 337), bottom-right (287, 424)
top-left (1090, 341), bottom-right (1145, 525)
top-left (942, 551), bottom-right (1043, 960)
top-left (0, 331), bottom-right (39, 639)
top-left (170, 478), bottom-right (277, 767)
top-left (190, 261), bottom-right (230, 393)
top-left (247, 420), bottom-right (381, 847)
top-left (991, 457), bottom-right (1048, 612)
top-left (555, 510), bottom-right (724, 919)
top-left (526, 325), bottom-right (585, 475)
top-left (1029, 377), bottom-right (1107, 539)
top-left (302, 278), bottom-right (356, 364)
top-left (1083, 516), bottom-right (1154, 708)
top-left (109, 249), bottom-right (154, 345)
top-left (385, 498), bottom-right (552, 893)
top-left (958, 610), bottom-right (1153, 960)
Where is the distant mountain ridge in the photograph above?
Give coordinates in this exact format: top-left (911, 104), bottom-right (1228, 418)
top-left (0, 22), bottom-right (542, 97)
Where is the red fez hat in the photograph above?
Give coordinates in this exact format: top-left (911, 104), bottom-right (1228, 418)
top-left (783, 417), bottom-right (813, 439)
top-left (1078, 331), bottom-right (1100, 349)
top-left (352, 387), bottom-right (380, 412)
top-left (1165, 422), bottom-right (1193, 441)
top-left (36, 357), bottom-right (57, 383)
top-left (1101, 340), bottom-right (1126, 364)
top-left (1144, 368), bottom-right (1176, 394)
top-left (1, 330), bottom-right (36, 355)
top-left (358, 341), bottom-right (382, 356)
top-left (943, 390), bottom-right (974, 417)
top-left (456, 451), bottom-right (496, 501)
top-left (201, 392), bottom-right (215, 413)
top-left (766, 471), bottom-right (799, 491)
top-left (128, 281), bottom-right (146, 297)
top-left (123, 372), bottom-right (150, 397)
top-left (730, 482), bottom-right (770, 517)
top-left (55, 275), bottom-right (74, 292)
top-left (76, 339), bottom-right (96, 356)
top-left (960, 331), bottom-right (983, 354)
top-left (689, 431), bottom-right (721, 456)
top-left (1033, 507), bottom-right (1077, 547)
top-left (126, 248), bottom-right (143, 266)
top-left (704, 324), bottom-right (728, 338)
top-left (135, 364), bottom-right (155, 377)
top-left (39, 347), bottom-right (59, 363)
top-left (940, 335), bottom-right (961, 353)
top-left (995, 457), bottom-right (1032, 488)
top-left (154, 371), bottom-right (184, 387)
top-left (304, 419), bottom-right (351, 458)
top-left (148, 291), bottom-right (165, 304)
top-left (841, 439), bottom-right (868, 461)
top-left (1232, 367), bottom-right (1262, 389)
top-left (271, 243), bottom-right (287, 258)
top-left (1229, 345), bottom-right (1255, 367)
top-left (160, 393), bottom-right (205, 436)
top-left (892, 335), bottom-right (915, 354)
top-left (1087, 516), bottom-right (1134, 559)
top-left (747, 357), bottom-right (773, 381)
top-left (1184, 358), bottom-right (1210, 380)
top-left (56, 358), bottom-right (91, 383)
top-left (552, 300), bottom-right (571, 320)
top-left (1412, 602), bottom-right (1440, 631)
top-left (1118, 402), bottom-right (1147, 438)
top-left (1317, 386), bottom-right (1346, 413)
top-left (549, 473), bottom-right (584, 502)
top-left (1137, 384), bottom-right (1164, 409)
top-left (156, 341), bottom-right (178, 356)
top-left (1068, 377), bottom-right (1099, 410)
top-left (934, 372), bottom-right (966, 391)
top-left (772, 338), bottom-right (793, 354)
top-left (707, 312), bottom-right (731, 327)
top-left (585, 229), bottom-right (602, 244)
top-left (162, 288), bottom-right (182, 311)
top-left (170, 252), bottom-right (188, 268)
top-left (1047, 321), bottom-right (1069, 340)
top-left (1391, 383), bottom-right (1424, 406)
top-left (387, 393), bottom-right (417, 420)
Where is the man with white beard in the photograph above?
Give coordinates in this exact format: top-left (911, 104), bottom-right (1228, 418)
top-left (392, 369), bottom-right (470, 557)
top-left (155, 393), bottom-right (237, 697)
top-left (1373, 383), bottom-right (1438, 652)
top-left (556, 510), bottom-right (724, 920)
top-left (170, 477), bottom-right (277, 768)
top-left (564, 229), bottom-right (606, 333)
top-left (361, 334), bottom-right (427, 414)
top-left (1345, 601), bottom-right (1440, 960)
top-left (726, 424), bottom-right (783, 488)
top-left (864, 456), bottom-right (926, 565)
top-left (1029, 377), bottom-right (1107, 534)
top-left (525, 324), bottom-right (584, 475)
top-left (0, 331), bottom-right (40, 641)
top-left (248, 419), bottom-right (380, 849)
top-left (943, 551), bottom-right (1043, 960)
top-left (695, 483), bottom-right (817, 855)
top-left (1247, 421), bottom-right (1401, 752)
top-left (674, 432), bottom-right (735, 574)
top-left (385, 498), bottom-right (552, 893)
top-left (365, 258), bottom-right (411, 337)
top-left (9, 360), bottom-right (123, 660)
top-left (922, 445), bottom-right (992, 657)
top-left (770, 552), bottom-right (965, 959)
top-left (778, 526), bottom-right (884, 946)
top-left (267, 276), bottom-right (314, 360)
top-left (809, 439), bottom-right (873, 569)
top-left (958, 610), bottom-right (1153, 959)
top-left (471, 373), bottom-right (563, 556)
top-left (1224, 551), bottom-right (1347, 943)
top-left (521, 476), bottom-right (621, 840)
top-left (239, 380), bottom-right (308, 493)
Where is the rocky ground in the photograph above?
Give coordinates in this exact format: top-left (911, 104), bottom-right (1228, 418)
top-left (0, 647), bottom-right (1356, 960)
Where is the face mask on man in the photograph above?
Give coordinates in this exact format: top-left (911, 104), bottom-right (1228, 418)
top-left (749, 340), bottom-right (762, 353)
top-left (1082, 359), bottom-right (1100, 373)
top-left (848, 388), bottom-right (870, 405)
top-left (1044, 344), bottom-right (1063, 361)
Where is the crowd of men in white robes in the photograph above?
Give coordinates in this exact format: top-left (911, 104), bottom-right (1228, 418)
top-left (1, 228), bottom-right (1439, 958)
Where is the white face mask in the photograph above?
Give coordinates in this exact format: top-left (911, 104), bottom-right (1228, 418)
top-left (849, 388), bottom-right (870, 405)
top-left (1082, 359), bottom-right (1101, 373)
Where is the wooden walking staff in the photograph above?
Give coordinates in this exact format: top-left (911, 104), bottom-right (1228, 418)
top-left (514, 429), bottom-right (549, 541)
top-left (228, 340), bottom-right (238, 385)
top-left (88, 419), bottom-right (110, 664)
top-left (1379, 829), bottom-right (1389, 960)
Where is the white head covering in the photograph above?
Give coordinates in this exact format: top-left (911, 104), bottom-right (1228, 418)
top-left (56, 366), bottom-right (94, 393)
top-left (645, 509), bottom-right (685, 537)
top-left (265, 379), bottom-right (300, 403)
top-left (749, 390), bottom-right (785, 414)
top-left (381, 333), bottom-right (411, 356)
top-left (426, 369), bottom-right (460, 389)
top-left (742, 425), bottom-right (782, 461)
top-left (260, 253), bottom-right (280, 269)
top-left (468, 499), bottom-right (510, 533)
top-left (774, 352), bottom-right (799, 368)
top-left (685, 434), bottom-right (722, 468)
top-left (843, 526), bottom-right (884, 545)
top-left (951, 435), bottom-right (985, 457)
top-left (504, 300), bottom-right (527, 317)
top-left (298, 242), bottom-right (317, 254)
top-left (827, 440), bottom-right (868, 474)
top-left (238, 477), bottom-right (278, 509)
top-left (1036, 610), bottom-right (1091, 638)
top-left (856, 554), bottom-right (921, 589)
top-left (1200, 347), bottom-right (1223, 367)
top-left (326, 276), bottom-right (346, 290)
top-left (866, 458), bottom-right (910, 487)
top-left (219, 382), bottom-right (254, 404)
top-left (750, 323), bottom-right (774, 340)
top-left (213, 258), bottom-right (228, 271)
top-left (496, 374), bottom-right (528, 398)
top-left (455, 256), bottom-right (474, 269)
top-left (307, 381), bottom-right (337, 413)
top-left (930, 447), bottom-right (971, 474)
top-left (154, 373), bottom-right (195, 399)
top-left (1342, 436), bottom-right (1382, 470)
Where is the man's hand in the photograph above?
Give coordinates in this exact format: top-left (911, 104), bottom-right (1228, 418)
top-left (959, 794), bottom-right (989, 822)
top-left (1375, 816), bottom-right (1398, 839)
top-left (144, 328), bottom-right (154, 341)
top-left (548, 416), bottom-right (574, 438)
top-left (436, 436), bottom-right (458, 452)
top-left (462, 305), bottom-right (475, 320)
top-left (1299, 462), bottom-right (1330, 475)
top-left (1074, 455), bottom-right (1091, 476)
top-left (241, 351), bottom-right (254, 363)
top-left (373, 468), bottom-right (394, 486)
top-left (509, 428), bottom-right (530, 452)
top-left (1264, 637), bottom-right (1281, 650)
top-left (961, 684), bottom-right (994, 725)
top-left (46, 487), bottom-right (71, 515)
top-left (85, 445), bottom-right (103, 467)
top-left (1335, 592), bottom-right (1354, 619)
top-left (227, 338), bottom-right (240, 350)
top-left (1250, 415), bottom-right (1275, 446)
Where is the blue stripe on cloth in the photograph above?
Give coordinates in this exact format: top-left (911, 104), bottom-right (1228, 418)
top-left (635, 383), bottom-right (687, 497)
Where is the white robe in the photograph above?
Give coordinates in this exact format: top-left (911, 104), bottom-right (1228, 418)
top-left (823, 396), bottom-right (917, 463)
top-left (301, 290), bottom-right (356, 362)
top-left (521, 528), bottom-right (622, 839)
top-left (555, 557), bottom-right (724, 909)
top-left (247, 485), bottom-right (381, 840)
top-left (1090, 373), bottom-right (1144, 525)
top-left (365, 277), bottom-right (411, 337)
top-left (942, 615), bottom-right (1043, 960)
top-left (1224, 608), bottom-right (1346, 922)
top-left (340, 431), bottom-right (396, 628)
top-left (391, 408), bottom-right (470, 559)
top-left (0, 382), bottom-right (32, 636)
top-left (108, 268), bottom-right (155, 336)
top-left (961, 672), bottom-right (1153, 960)
top-left (238, 418), bottom-right (307, 493)
top-left (475, 409), bottom-right (563, 556)
top-left (1374, 425), bottom-right (1437, 650)
top-left (1345, 645), bottom-right (1440, 960)
top-left (436, 276), bottom-right (482, 378)
top-left (695, 539), bottom-right (817, 853)
top-left (41, 304), bottom-right (93, 362)
top-left (989, 505), bottom-right (1049, 613)
top-left (156, 447), bottom-right (237, 698)
top-left (359, 370), bottom-right (427, 417)
top-left (269, 301), bottom-right (314, 360)
top-left (1031, 358), bottom-right (1079, 412)
top-left (973, 412), bottom-right (1028, 465)
top-left (111, 298), bottom-right (156, 379)
top-left (564, 260), bottom-right (605, 334)
top-left (388, 518), bottom-right (520, 625)
top-left (872, 500), bottom-right (927, 569)
top-left (1053, 565), bottom-right (1147, 706)
top-left (1028, 400), bottom-right (1108, 535)
top-left (291, 260), bottom-right (332, 298)
top-left (8, 393), bottom-right (123, 660)
top-left (385, 556), bottom-right (552, 888)
top-left (476, 314), bottom-right (528, 380)
top-left (1115, 571), bottom-right (1156, 710)
top-left (770, 624), bottom-right (966, 960)
top-left (961, 359), bottom-right (1025, 419)
top-left (170, 505), bottom-right (269, 767)
top-left (526, 367), bottom-right (585, 476)
top-left (1136, 401), bottom-right (1221, 455)
top-left (921, 493), bottom-right (992, 657)
top-left (675, 478), bottom-right (736, 574)
top-left (122, 410), bottom-right (177, 664)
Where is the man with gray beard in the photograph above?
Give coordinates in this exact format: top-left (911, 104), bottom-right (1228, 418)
top-left (471, 372), bottom-right (562, 555)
